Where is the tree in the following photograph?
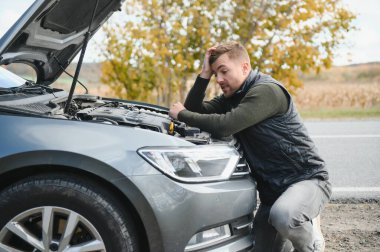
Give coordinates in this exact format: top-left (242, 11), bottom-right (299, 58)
top-left (101, 0), bottom-right (355, 105)
top-left (101, 0), bottom-right (218, 105)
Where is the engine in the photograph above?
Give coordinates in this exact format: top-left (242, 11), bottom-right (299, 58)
top-left (72, 96), bottom-right (213, 144)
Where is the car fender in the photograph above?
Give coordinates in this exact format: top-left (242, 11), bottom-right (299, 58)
top-left (0, 149), bottom-right (165, 251)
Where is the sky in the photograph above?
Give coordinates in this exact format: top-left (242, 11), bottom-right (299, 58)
top-left (0, 0), bottom-right (379, 66)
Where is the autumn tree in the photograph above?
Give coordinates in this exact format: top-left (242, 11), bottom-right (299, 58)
top-left (101, 0), bottom-right (355, 105)
top-left (101, 0), bottom-right (219, 105)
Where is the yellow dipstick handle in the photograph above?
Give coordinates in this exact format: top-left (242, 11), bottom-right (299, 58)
top-left (169, 121), bottom-right (175, 135)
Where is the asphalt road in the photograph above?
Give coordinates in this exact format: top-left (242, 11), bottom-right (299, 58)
top-left (304, 119), bottom-right (380, 200)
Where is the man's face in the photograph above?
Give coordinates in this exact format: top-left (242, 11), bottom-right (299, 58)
top-left (211, 53), bottom-right (249, 98)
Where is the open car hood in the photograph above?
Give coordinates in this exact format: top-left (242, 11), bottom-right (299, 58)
top-left (0, 0), bottom-right (123, 85)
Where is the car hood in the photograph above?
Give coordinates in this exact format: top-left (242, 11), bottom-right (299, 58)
top-left (0, 0), bottom-right (124, 85)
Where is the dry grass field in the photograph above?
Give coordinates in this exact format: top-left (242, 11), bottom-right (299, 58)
top-left (296, 63), bottom-right (380, 104)
top-left (295, 83), bottom-right (380, 109)
top-left (295, 63), bottom-right (380, 118)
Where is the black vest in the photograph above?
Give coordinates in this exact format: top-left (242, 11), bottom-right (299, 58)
top-left (230, 71), bottom-right (329, 205)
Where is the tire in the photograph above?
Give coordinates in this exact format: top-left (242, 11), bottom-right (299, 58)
top-left (0, 173), bottom-right (139, 252)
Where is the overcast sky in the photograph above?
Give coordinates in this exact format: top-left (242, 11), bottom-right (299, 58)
top-left (0, 0), bottom-right (379, 66)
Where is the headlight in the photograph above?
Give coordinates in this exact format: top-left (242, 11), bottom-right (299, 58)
top-left (137, 145), bottom-right (240, 183)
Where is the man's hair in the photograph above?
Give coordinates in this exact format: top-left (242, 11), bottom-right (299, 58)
top-left (209, 41), bottom-right (250, 66)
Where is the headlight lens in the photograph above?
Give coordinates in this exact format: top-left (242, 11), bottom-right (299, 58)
top-left (138, 145), bottom-right (239, 182)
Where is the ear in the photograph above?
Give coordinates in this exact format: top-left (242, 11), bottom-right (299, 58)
top-left (241, 62), bottom-right (250, 75)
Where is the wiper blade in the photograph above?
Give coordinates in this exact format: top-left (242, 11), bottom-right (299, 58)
top-left (16, 86), bottom-right (44, 94)
top-left (0, 83), bottom-right (59, 96)
top-left (0, 89), bottom-right (12, 94)
top-left (28, 83), bottom-right (61, 93)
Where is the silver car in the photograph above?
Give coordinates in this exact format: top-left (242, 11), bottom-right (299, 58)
top-left (0, 0), bottom-right (256, 251)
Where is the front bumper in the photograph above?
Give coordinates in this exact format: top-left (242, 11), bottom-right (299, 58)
top-left (130, 174), bottom-right (256, 251)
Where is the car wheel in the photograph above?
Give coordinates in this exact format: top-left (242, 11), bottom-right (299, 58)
top-left (0, 173), bottom-right (138, 252)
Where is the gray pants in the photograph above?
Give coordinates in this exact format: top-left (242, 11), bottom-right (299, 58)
top-left (253, 179), bottom-right (332, 252)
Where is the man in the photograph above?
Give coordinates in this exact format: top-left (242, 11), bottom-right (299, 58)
top-left (169, 42), bottom-right (331, 252)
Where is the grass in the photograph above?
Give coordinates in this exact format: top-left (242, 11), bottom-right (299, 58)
top-left (299, 107), bottom-right (380, 119)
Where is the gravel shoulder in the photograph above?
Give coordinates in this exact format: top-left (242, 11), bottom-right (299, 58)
top-left (321, 201), bottom-right (380, 251)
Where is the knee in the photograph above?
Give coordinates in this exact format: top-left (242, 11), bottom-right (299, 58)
top-left (268, 204), bottom-right (293, 237)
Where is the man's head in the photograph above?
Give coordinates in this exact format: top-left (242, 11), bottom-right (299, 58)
top-left (209, 42), bottom-right (251, 97)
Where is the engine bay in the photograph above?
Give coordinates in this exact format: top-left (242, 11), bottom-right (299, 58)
top-left (0, 91), bottom-right (213, 144)
top-left (74, 96), bottom-right (213, 144)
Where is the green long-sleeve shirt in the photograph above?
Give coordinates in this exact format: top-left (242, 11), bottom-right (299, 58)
top-left (178, 73), bottom-right (288, 138)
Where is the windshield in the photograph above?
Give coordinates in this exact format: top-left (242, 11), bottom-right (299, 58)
top-left (0, 66), bottom-right (26, 88)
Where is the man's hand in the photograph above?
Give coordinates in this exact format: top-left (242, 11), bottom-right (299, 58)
top-left (169, 102), bottom-right (186, 120)
top-left (200, 46), bottom-right (217, 79)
